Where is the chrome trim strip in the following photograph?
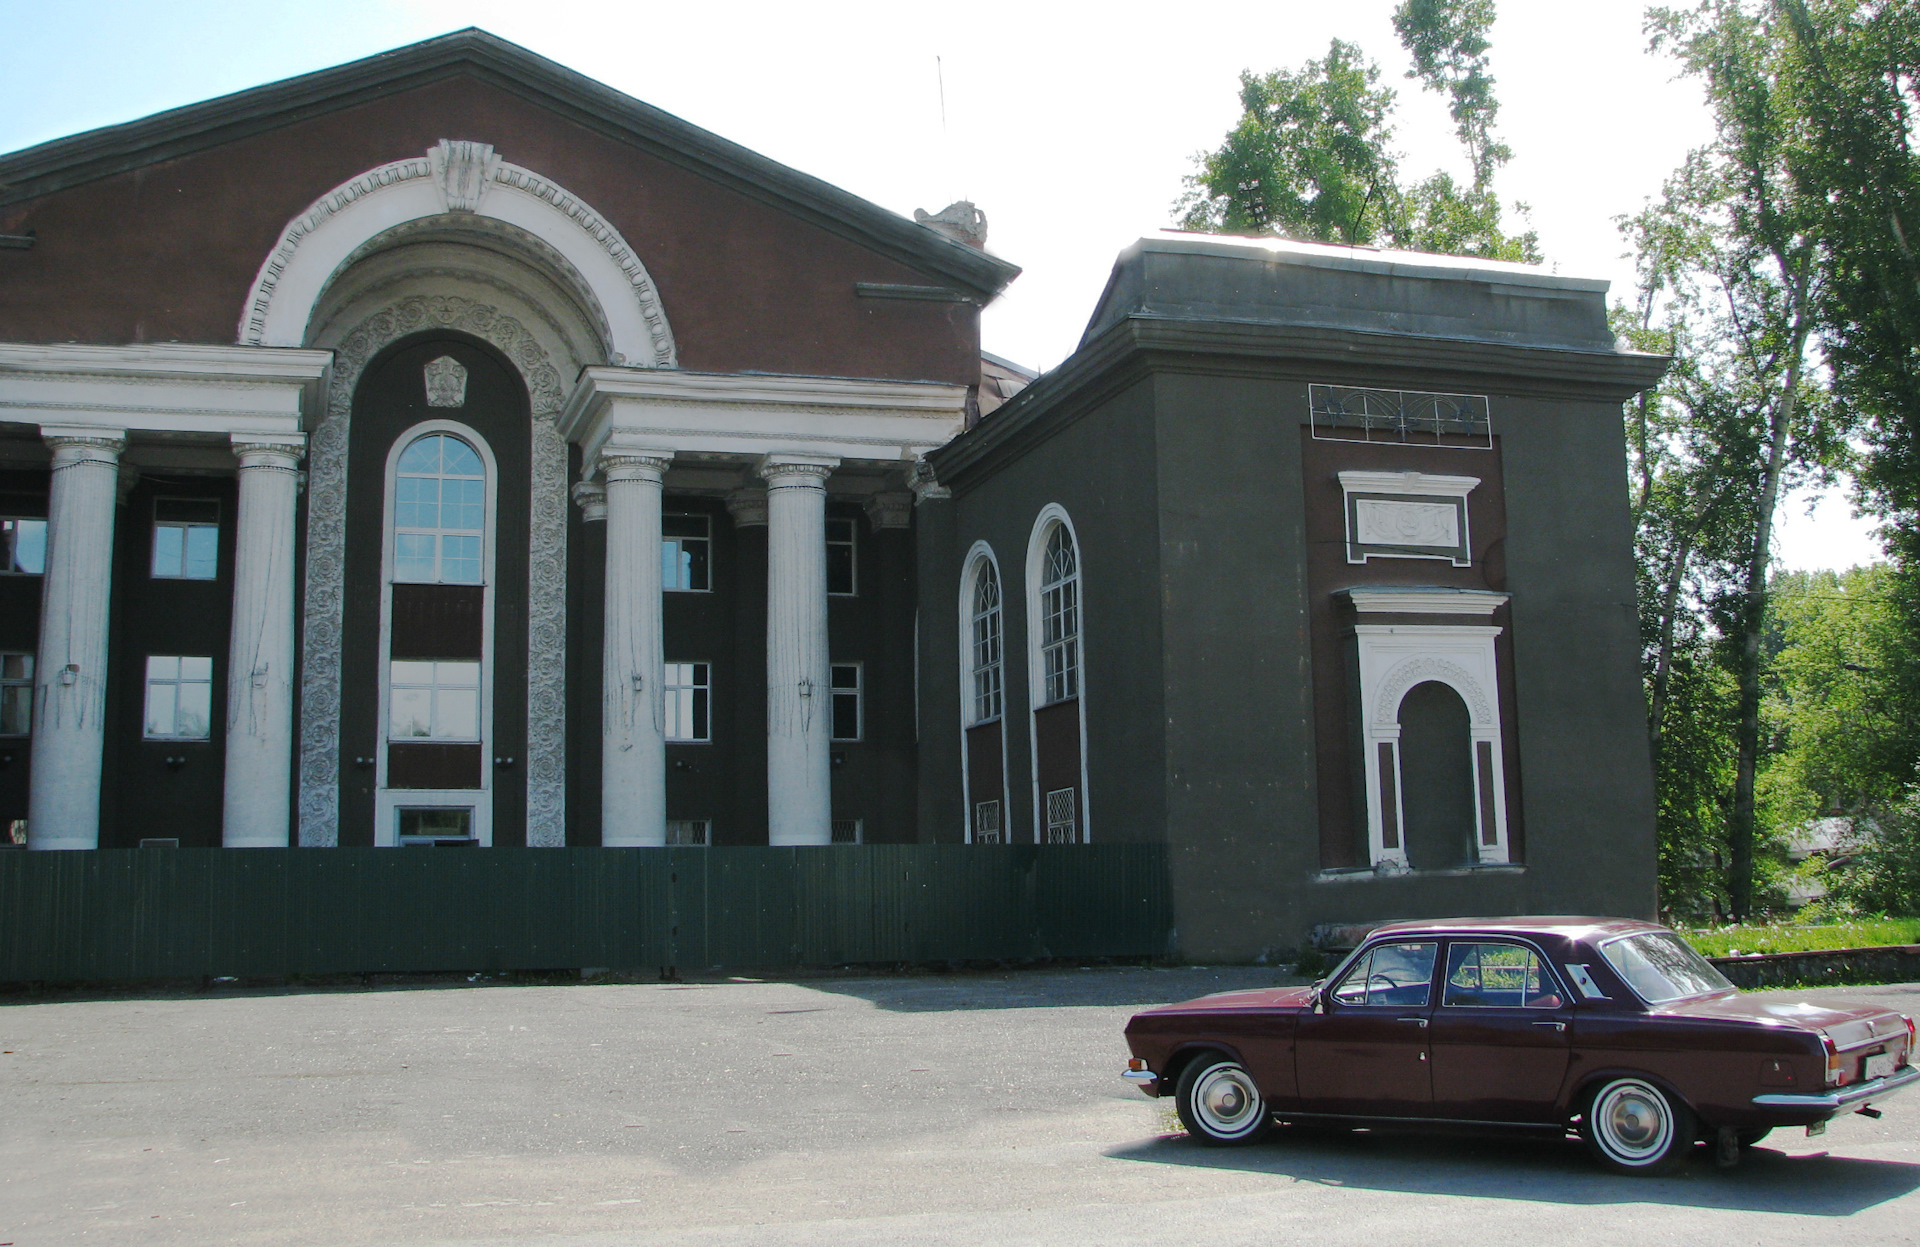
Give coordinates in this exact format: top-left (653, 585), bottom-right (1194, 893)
top-left (1753, 1063), bottom-right (1920, 1109)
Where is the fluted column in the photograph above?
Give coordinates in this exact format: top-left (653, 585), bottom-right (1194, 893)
top-left (600, 449), bottom-right (673, 846)
top-left (28, 428), bottom-right (126, 850)
top-left (222, 434), bottom-right (305, 847)
top-left (759, 453), bottom-right (838, 846)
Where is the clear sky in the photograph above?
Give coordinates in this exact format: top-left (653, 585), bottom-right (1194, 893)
top-left (0, 0), bottom-right (1883, 570)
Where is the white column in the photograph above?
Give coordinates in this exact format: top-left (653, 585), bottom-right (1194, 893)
top-left (28, 428), bottom-right (126, 850)
top-left (599, 448), bottom-right (673, 846)
top-left (759, 453), bottom-right (838, 846)
top-left (222, 435), bottom-right (306, 848)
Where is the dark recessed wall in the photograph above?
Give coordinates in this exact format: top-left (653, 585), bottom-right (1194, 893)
top-left (0, 472), bottom-right (48, 832)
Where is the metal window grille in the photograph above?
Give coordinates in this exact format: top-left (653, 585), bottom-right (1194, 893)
top-left (1040, 525), bottom-right (1079, 704)
top-left (970, 562), bottom-right (1003, 723)
top-left (664, 662), bottom-right (710, 741)
top-left (0, 652), bottom-right (31, 736)
top-left (151, 498), bottom-right (220, 580)
top-left (826, 516), bottom-right (857, 596)
top-left (388, 660), bottom-right (481, 741)
top-left (661, 514), bottom-right (711, 591)
top-left (973, 799), bottom-right (1002, 844)
top-left (666, 819), bottom-right (711, 846)
top-left (1308, 383), bottom-right (1492, 449)
top-left (1043, 788), bottom-right (1077, 844)
top-left (831, 818), bottom-right (863, 845)
top-left (0, 518), bottom-right (46, 575)
top-left (143, 655), bottom-right (214, 740)
top-left (831, 663), bottom-right (862, 741)
top-left (393, 434), bottom-right (486, 584)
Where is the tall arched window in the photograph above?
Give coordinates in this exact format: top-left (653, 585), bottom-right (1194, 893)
top-left (961, 547), bottom-right (1008, 844)
top-left (971, 561), bottom-right (1003, 724)
top-left (1026, 509), bottom-right (1088, 844)
top-left (393, 433), bottom-right (485, 584)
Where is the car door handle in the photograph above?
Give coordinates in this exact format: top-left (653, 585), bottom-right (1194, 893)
top-left (1532, 1020), bottom-right (1567, 1032)
top-left (1397, 1017), bottom-right (1428, 1028)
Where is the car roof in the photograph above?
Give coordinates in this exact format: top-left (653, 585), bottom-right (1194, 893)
top-left (1363, 916), bottom-right (1666, 943)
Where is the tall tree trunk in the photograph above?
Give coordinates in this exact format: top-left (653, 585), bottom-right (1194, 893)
top-left (1648, 527), bottom-right (1697, 771)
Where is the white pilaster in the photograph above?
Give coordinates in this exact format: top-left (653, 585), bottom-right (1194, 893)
top-left (223, 434), bottom-right (306, 847)
top-left (28, 428), bottom-right (126, 850)
top-left (759, 453), bottom-right (839, 846)
top-left (600, 446), bottom-right (673, 846)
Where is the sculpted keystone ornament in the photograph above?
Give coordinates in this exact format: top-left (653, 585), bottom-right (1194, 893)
top-left (424, 356), bottom-right (468, 407)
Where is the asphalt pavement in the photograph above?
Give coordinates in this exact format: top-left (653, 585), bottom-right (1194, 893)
top-left (2, 967), bottom-right (1917, 1246)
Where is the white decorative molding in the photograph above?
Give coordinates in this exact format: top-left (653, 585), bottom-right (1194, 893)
top-left (1338, 470), bottom-right (1481, 498)
top-left (571, 479), bottom-right (608, 522)
top-left (297, 295), bottom-right (569, 848)
top-left (239, 142), bottom-right (677, 369)
top-left (424, 355), bottom-right (468, 407)
top-left (726, 487), bottom-right (769, 527)
top-left (0, 343), bottom-right (329, 436)
top-left (1344, 586), bottom-right (1509, 616)
top-left (1373, 654), bottom-right (1495, 727)
top-left (1339, 469), bottom-right (1480, 567)
top-left (909, 456), bottom-right (950, 504)
top-left (1355, 499), bottom-right (1457, 548)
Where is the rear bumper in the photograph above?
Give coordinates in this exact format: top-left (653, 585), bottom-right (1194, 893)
top-left (1121, 1068), bottom-right (1160, 1096)
top-left (1753, 1063), bottom-right (1920, 1110)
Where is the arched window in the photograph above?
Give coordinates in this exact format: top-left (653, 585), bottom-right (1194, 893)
top-left (1038, 523), bottom-right (1079, 705)
top-left (970, 560), bottom-right (1003, 724)
top-left (393, 433), bottom-right (486, 584)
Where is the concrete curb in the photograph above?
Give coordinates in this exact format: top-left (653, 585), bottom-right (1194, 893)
top-left (1709, 943), bottom-right (1920, 989)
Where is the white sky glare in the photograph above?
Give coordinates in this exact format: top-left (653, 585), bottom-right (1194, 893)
top-left (0, 0), bottom-right (1885, 569)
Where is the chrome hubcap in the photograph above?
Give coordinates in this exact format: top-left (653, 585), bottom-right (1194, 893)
top-left (1595, 1080), bottom-right (1672, 1162)
top-left (1192, 1064), bottom-right (1263, 1137)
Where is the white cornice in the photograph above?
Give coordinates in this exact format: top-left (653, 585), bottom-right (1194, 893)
top-left (1338, 470), bottom-right (1481, 498)
top-left (559, 367), bottom-right (969, 464)
top-left (1344, 587), bottom-right (1510, 617)
top-left (0, 342), bottom-right (331, 437)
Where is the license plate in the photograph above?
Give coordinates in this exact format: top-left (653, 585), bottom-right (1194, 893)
top-left (1864, 1051), bottom-right (1897, 1081)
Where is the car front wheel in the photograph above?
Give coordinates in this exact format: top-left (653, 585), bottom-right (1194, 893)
top-left (1582, 1077), bottom-right (1695, 1175)
top-left (1174, 1053), bottom-right (1272, 1146)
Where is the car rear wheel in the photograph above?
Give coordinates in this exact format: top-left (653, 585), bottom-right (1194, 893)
top-left (1582, 1077), bottom-right (1695, 1175)
top-left (1174, 1054), bottom-right (1272, 1146)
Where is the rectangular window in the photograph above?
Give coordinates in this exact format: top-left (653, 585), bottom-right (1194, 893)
top-left (151, 498), bottom-right (220, 580)
top-left (666, 819), bottom-right (711, 846)
top-left (1443, 942), bottom-right (1563, 1009)
top-left (144, 655), bottom-right (213, 740)
top-left (0, 653), bottom-right (31, 736)
top-left (1043, 787), bottom-right (1077, 844)
top-left (831, 662), bottom-right (862, 741)
top-left (831, 818), bottom-right (863, 845)
top-left (0, 518), bottom-right (46, 575)
top-left (388, 660), bottom-right (481, 740)
top-left (398, 807), bottom-right (474, 846)
top-left (973, 799), bottom-right (1002, 844)
top-left (826, 516), bottom-right (857, 596)
top-left (1041, 578), bottom-right (1079, 705)
top-left (664, 662), bottom-right (710, 742)
top-left (661, 514), bottom-right (711, 592)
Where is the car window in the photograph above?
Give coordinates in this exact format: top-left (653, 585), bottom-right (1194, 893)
top-left (1443, 942), bottom-right (1564, 1009)
top-left (1328, 941), bottom-right (1438, 1007)
top-left (1598, 931), bottom-right (1734, 1004)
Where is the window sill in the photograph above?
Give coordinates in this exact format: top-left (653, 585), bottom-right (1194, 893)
top-left (1315, 862), bottom-right (1526, 883)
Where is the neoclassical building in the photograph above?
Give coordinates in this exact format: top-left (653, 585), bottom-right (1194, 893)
top-left (0, 31), bottom-right (1668, 957)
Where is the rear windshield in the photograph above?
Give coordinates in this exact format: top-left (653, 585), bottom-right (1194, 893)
top-left (1599, 931), bottom-right (1734, 1003)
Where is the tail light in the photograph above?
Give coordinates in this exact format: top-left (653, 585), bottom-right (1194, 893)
top-left (1823, 1034), bottom-right (1848, 1087)
top-left (1903, 1016), bottom-right (1916, 1066)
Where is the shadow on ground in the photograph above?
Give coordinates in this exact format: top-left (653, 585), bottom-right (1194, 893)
top-left (1110, 1125), bottom-right (1920, 1216)
top-left (799, 965), bottom-right (1305, 1012)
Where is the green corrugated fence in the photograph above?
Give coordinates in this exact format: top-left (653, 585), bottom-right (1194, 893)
top-left (0, 844), bottom-right (1172, 982)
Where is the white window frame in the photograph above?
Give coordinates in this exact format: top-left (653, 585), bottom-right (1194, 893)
top-left (830, 662), bottom-right (863, 742)
top-left (374, 419), bottom-right (497, 849)
top-left (391, 430), bottom-right (489, 586)
top-left (1024, 506), bottom-right (1091, 844)
top-left (662, 512), bottom-right (712, 593)
top-left (386, 660), bottom-right (483, 742)
top-left (957, 541), bottom-right (1013, 843)
top-left (150, 497), bottom-right (221, 581)
top-left (826, 515), bottom-right (858, 597)
top-left (664, 661), bottom-right (711, 743)
top-left (0, 651), bottom-right (31, 737)
top-left (143, 654), bottom-right (214, 741)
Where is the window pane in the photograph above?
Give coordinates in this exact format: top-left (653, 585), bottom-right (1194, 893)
top-left (155, 498), bottom-right (219, 524)
top-left (183, 526), bottom-right (218, 579)
top-left (440, 438), bottom-right (484, 477)
top-left (394, 534), bottom-right (436, 582)
top-left (152, 525), bottom-right (184, 577)
top-left (394, 476), bottom-right (438, 529)
top-left (0, 685), bottom-right (30, 735)
top-left (1, 653), bottom-right (30, 680)
top-left (390, 660), bottom-right (435, 687)
top-left (662, 541), bottom-right (684, 591)
top-left (399, 808), bottom-right (471, 840)
top-left (683, 537), bottom-right (709, 591)
top-left (435, 661), bottom-right (480, 688)
top-left (832, 691), bottom-right (860, 740)
top-left (444, 478), bottom-right (485, 531)
top-left (147, 655), bottom-right (179, 681)
top-left (175, 682), bottom-right (212, 740)
top-left (145, 681), bottom-right (178, 738)
top-left (179, 656), bottom-right (213, 681)
top-left (389, 687), bottom-right (432, 737)
top-left (831, 665), bottom-right (859, 690)
top-left (440, 535), bottom-right (481, 584)
top-left (397, 438), bottom-right (441, 473)
top-left (10, 520), bottom-right (45, 575)
top-left (435, 686), bottom-right (479, 739)
top-left (691, 687), bottom-right (708, 740)
top-left (826, 543), bottom-right (855, 595)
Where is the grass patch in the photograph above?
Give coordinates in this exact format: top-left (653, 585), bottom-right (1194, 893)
top-left (1680, 918), bottom-right (1920, 958)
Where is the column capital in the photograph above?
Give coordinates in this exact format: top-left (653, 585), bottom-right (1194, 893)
top-left (230, 432), bottom-right (306, 471)
top-left (908, 456), bottom-right (950, 504)
top-left (596, 442), bottom-right (673, 484)
top-left (571, 479), bottom-right (608, 522)
top-left (757, 452), bottom-right (839, 485)
top-left (41, 426), bottom-right (126, 463)
top-left (726, 487), bottom-right (769, 528)
top-left (863, 491), bottom-right (913, 530)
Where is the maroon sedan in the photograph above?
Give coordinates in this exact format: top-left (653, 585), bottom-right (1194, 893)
top-left (1122, 917), bottom-right (1918, 1173)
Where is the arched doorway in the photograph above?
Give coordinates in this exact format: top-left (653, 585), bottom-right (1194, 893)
top-left (1396, 680), bottom-right (1477, 870)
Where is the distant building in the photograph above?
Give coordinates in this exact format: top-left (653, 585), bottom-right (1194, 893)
top-left (0, 31), bottom-right (1666, 959)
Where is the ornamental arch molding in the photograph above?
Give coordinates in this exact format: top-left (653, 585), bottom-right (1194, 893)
top-left (1373, 656), bottom-right (1495, 729)
top-left (297, 295), bottom-right (572, 849)
top-left (240, 140), bottom-right (677, 368)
